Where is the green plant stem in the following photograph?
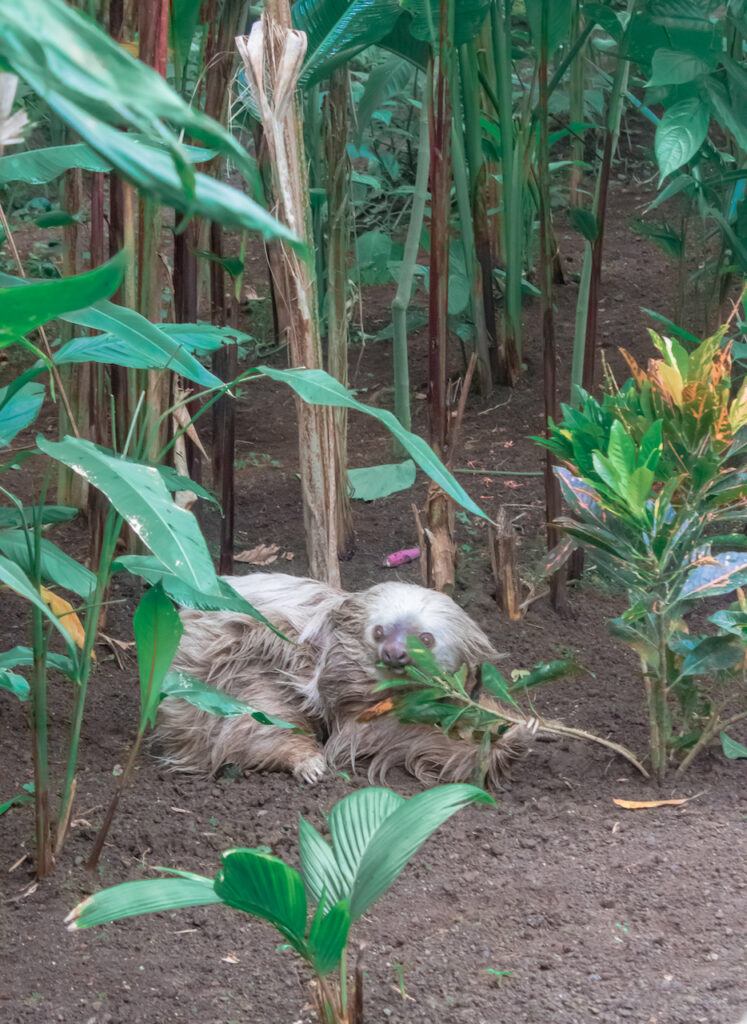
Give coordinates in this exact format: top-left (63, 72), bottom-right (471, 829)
top-left (85, 718), bottom-right (146, 871)
top-left (391, 62), bottom-right (432, 433)
top-left (30, 495), bottom-right (53, 876)
top-left (490, 0), bottom-right (522, 373)
top-left (676, 709), bottom-right (747, 776)
top-left (56, 509), bottom-right (122, 852)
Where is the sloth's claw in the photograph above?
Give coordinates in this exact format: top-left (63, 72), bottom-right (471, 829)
top-left (294, 753), bottom-right (327, 784)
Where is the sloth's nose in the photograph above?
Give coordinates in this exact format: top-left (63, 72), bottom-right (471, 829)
top-left (382, 642), bottom-right (410, 668)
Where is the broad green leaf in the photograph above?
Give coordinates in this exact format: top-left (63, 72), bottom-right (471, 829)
top-left (720, 732), bottom-right (747, 760)
top-left (298, 817), bottom-right (345, 906)
top-left (0, 530), bottom-right (95, 598)
top-left (679, 552), bottom-right (747, 601)
top-left (293, 0), bottom-right (403, 88)
top-left (355, 56), bottom-right (414, 143)
top-left (679, 635), bottom-right (744, 677)
top-left (112, 555), bottom-right (281, 633)
top-left (0, 505), bottom-right (77, 527)
top-left (524, 0), bottom-right (572, 53)
top-left (0, 554), bottom-right (77, 653)
top-left (157, 323), bottom-right (252, 355)
top-left (404, 0), bottom-right (491, 46)
top-left (646, 49), bottom-right (712, 87)
top-left (0, 645), bottom-right (75, 680)
top-left (349, 784), bottom-right (493, 921)
top-left (705, 77), bottom-right (747, 151)
top-left (215, 849), bottom-right (308, 954)
top-left (154, 465), bottom-right (220, 510)
top-left (307, 899), bottom-right (351, 976)
top-left (55, 298), bottom-right (224, 390)
top-left (66, 875), bottom-right (220, 930)
top-left (480, 663), bottom-right (519, 708)
top-left (134, 584), bottom-right (183, 730)
top-left (349, 460), bottom-right (416, 501)
top-left (36, 436), bottom-right (221, 595)
top-left (328, 788), bottom-right (406, 900)
top-left (0, 781), bottom-right (34, 816)
top-left (0, 253), bottom-right (125, 346)
top-left (252, 366), bottom-right (488, 521)
top-left (606, 420), bottom-right (636, 484)
top-left (161, 670), bottom-right (295, 729)
top-left (655, 97), bottom-right (710, 181)
top-left (0, 669), bottom-right (29, 701)
top-left (708, 608), bottom-right (747, 638)
top-left (0, 381), bottom-right (44, 445)
top-left (170, 0), bottom-right (204, 79)
top-left (0, 143), bottom-right (110, 184)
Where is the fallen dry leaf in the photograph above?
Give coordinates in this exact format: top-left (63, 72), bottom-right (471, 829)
top-left (235, 543), bottom-right (280, 566)
top-left (612, 798), bottom-right (688, 810)
top-left (222, 954), bottom-right (240, 964)
top-left (357, 698), bottom-right (394, 722)
top-left (40, 587), bottom-right (91, 656)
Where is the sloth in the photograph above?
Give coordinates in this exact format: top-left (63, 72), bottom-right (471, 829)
top-left (155, 572), bottom-right (533, 788)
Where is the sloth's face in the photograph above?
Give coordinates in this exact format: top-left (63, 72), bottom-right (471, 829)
top-left (362, 581), bottom-right (479, 675)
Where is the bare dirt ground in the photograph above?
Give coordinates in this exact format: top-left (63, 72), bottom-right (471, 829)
top-left (1, 160), bottom-right (746, 1024)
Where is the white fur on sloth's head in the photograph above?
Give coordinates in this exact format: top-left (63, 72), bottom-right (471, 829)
top-left (360, 580), bottom-right (498, 672)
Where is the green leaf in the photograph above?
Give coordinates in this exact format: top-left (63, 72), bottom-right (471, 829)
top-left (606, 420), bottom-right (636, 484)
top-left (252, 367), bottom-right (488, 521)
top-left (328, 788), bottom-right (406, 902)
top-left (679, 552), bottom-right (747, 601)
top-left (0, 253), bottom-right (125, 346)
top-left (298, 817), bottom-right (346, 906)
top-left (0, 669), bottom-right (29, 701)
top-left (655, 97), bottom-right (710, 181)
top-left (0, 554), bottom-right (77, 653)
top-left (355, 56), bottom-right (414, 143)
top-left (510, 658), bottom-right (575, 691)
top-left (0, 143), bottom-right (111, 184)
top-left (0, 381), bottom-right (44, 445)
top-left (720, 732), bottom-right (747, 760)
top-left (0, 645), bottom-right (75, 679)
top-left (0, 781), bottom-right (34, 816)
top-left (480, 663), bottom-right (519, 708)
top-left (524, 0), bottom-right (572, 53)
top-left (170, 0), bottom-right (204, 78)
top-left (154, 465), bottom-right (220, 510)
top-left (0, 530), bottom-right (95, 598)
top-left (349, 784), bottom-right (493, 921)
top-left (36, 436), bottom-right (221, 595)
top-left (161, 670), bottom-right (295, 729)
top-left (404, 0), bottom-right (491, 46)
top-left (349, 460), bottom-right (416, 501)
top-left (646, 49), bottom-right (712, 87)
top-left (112, 555), bottom-right (281, 633)
top-left (66, 875), bottom-right (221, 929)
top-left (293, 0), bottom-right (404, 88)
top-left (307, 899), bottom-right (351, 976)
top-left (0, 505), bottom-right (77, 527)
top-left (134, 584), bottom-right (183, 730)
top-left (215, 849), bottom-right (308, 954)
top-left (567, 207), bottom-right (599, 243)
top-left (55, 300), bottom-right (223, 390)
top-left (156, 323), bottom-right (252, 355)
top-left (679, 635), bottom-right (744, 677)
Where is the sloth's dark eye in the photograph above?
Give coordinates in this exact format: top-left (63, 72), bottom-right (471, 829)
top-left (373, 625), bottom-right (384, 641)
top-left (419, 632), bottom-right (435, 648)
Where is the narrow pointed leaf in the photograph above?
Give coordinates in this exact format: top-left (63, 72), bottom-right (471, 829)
top-left (134, 584), bottom-right (183, 729)
top-left (349, 785), bottom-right (493, 921)
top-left (0, 382), bottom-right (44, 444)
top-left (0, 554), bottom-right (77, 652)
top-left (161, 670), bottom-right (295, 728)
top-left (299, 817), bottom-right (345, 905)
top-left (0, 669), bottom-right (29, 700)
top-left (66, 876), bottom-right (220, 930)
top-left (0, 530), bottom-right (95, 598)
top-left (307, 899), bottom-right (351, 976)
top-left (720, 733), bottom-right (747, 760)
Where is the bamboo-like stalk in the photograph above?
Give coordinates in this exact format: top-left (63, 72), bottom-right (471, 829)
top-left (490, 0), bottom-right (521, 380)
top-left (568, 0), bottom-right (586, 208)
top-left (237, 6), bottom-right (341, 585)
top-left (537, 0), bottom-right (567, 613)
top-left (87, 171), bottom-right (110, 572)
top-left (391, 65), bottom-right (432, 433)
top-left (424, 0), bottom-right (457, 594)
top-left (576, 4), bottom-right (634, 396)
top-left (325, 67), bottom-right (354, 559)
top-left (30, 495), bottom-right (53, 877)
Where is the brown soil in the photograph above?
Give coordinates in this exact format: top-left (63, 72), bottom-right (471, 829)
top-left (1, 162), bottom-right (746, 1024)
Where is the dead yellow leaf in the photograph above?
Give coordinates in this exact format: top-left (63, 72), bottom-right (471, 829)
top-left (357, 698), bottom-right (394, 722)
top-left (40, 586), bottom-right (91, 656)
top-left (235, 543), bottom-right (280, 566)
top-left (612, 798), bottom-right (688, 811)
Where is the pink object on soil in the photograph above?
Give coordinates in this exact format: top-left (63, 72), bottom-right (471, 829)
top-left (383, 547), bottom-right (421, 568)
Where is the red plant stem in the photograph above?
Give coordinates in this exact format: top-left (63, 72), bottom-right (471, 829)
top-left (581, 125), bottom-right (614, 391)
top-left (538, 1), bottom-right (567, 612)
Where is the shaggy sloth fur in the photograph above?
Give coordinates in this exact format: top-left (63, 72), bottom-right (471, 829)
top-left (156, 573), bottom-right (532, 787)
